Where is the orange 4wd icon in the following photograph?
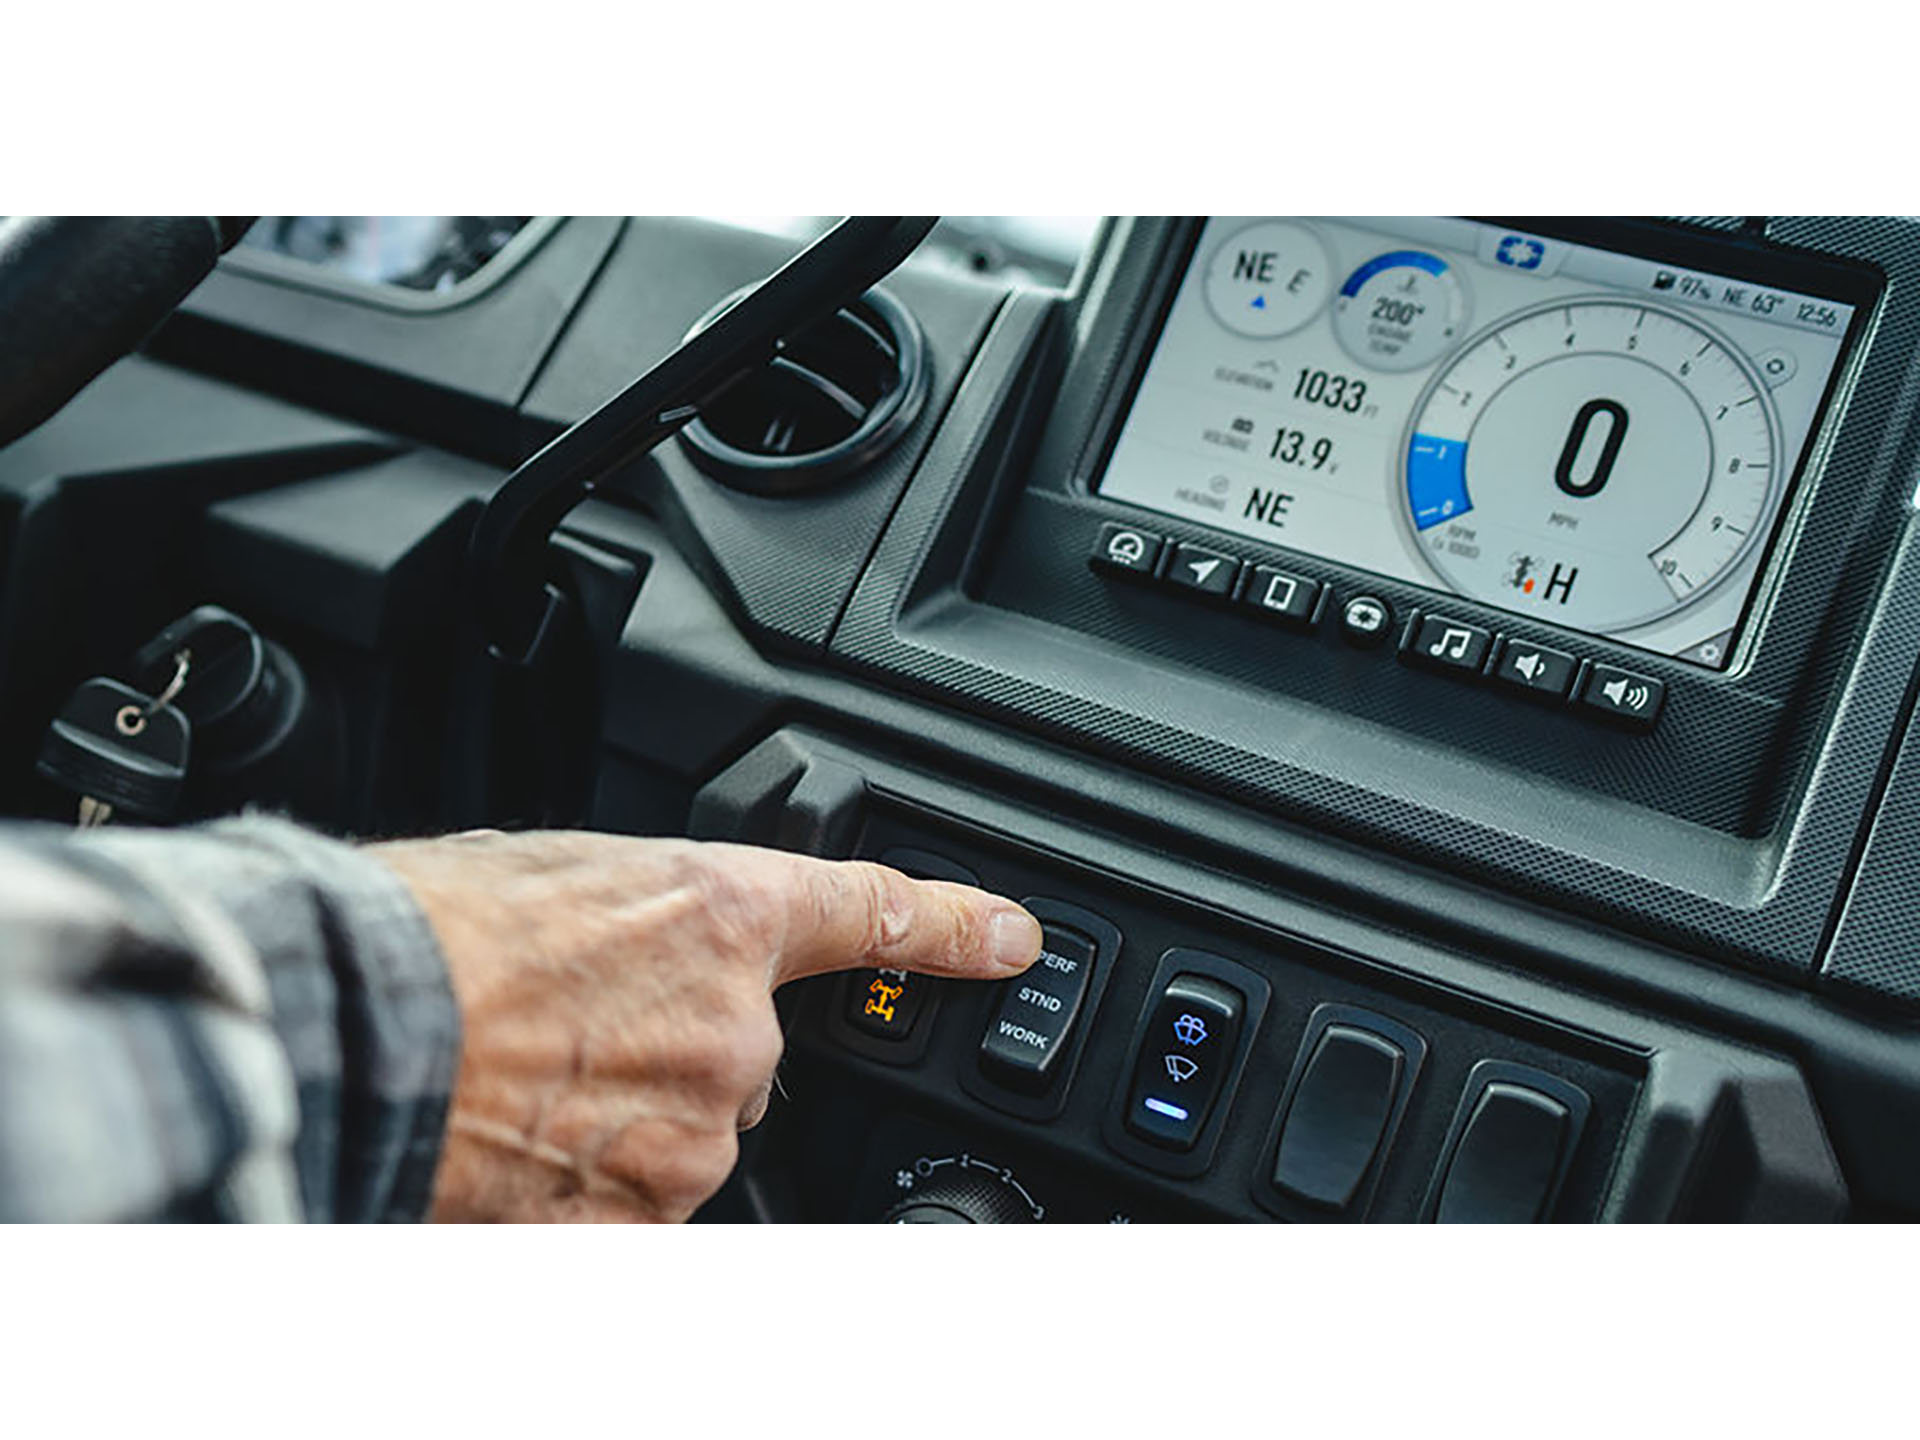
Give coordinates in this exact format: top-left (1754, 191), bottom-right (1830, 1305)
top-left (864, 976), bottom-right (904, 1024)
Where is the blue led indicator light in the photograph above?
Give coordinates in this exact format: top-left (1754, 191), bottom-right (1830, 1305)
top-left (1143, 1097), bottom-right (1189, 1121)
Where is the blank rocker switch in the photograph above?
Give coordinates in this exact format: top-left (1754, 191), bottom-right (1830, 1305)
top-left (1271, 1025), bottom-right (1405, 1211)
top-left (1435, 1082), bottom-right (1572, 1224)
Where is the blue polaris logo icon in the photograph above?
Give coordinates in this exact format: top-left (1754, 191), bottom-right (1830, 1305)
top-left (1496, 235), bottom-right (1546, 270)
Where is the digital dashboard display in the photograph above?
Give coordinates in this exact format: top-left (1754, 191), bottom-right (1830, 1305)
top-left (1096, 218), bottom-right (1870, 669)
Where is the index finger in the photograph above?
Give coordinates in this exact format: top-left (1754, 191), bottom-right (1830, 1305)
top-left (729, 851), bottom-right (1043, 988)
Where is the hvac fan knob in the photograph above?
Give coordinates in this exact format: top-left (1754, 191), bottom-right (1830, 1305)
top-left (879, 1156), bottom-right (1042, 1224)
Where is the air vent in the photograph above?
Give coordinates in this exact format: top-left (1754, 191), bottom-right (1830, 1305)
top-left (679, 285), bottom-right (928, 494)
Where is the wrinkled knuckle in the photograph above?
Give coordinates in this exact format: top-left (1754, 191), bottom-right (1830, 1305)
top-left (953, 893), bottom-right (993, 970)
top-left (702, 1047), bottom-right (759, 1108)
top-left (682, 850), bottom-right (742, 913)
top-left (688, 854), bottom-right (778, 962)
top-left (652, 1131), bottom-right (739, 1220)
top-left (846, 861), bottom-right (912, 958)
top-left (681, 987), bottom-right (777, 1104)
top-left (743, 1007), bottom-right (786, 1079)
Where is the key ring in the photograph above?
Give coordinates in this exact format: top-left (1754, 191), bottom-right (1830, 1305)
top-left (144, 649), bottom-right (191, 716)
top-left (113, 650), bottom-right (191, 738)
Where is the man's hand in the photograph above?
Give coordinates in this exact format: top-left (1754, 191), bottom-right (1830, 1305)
top-left (371, 831), bottom-right (1042, 1223)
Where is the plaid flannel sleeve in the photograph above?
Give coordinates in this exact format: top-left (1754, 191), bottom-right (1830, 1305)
top-left (0, 815), bottom-right (459, 1222)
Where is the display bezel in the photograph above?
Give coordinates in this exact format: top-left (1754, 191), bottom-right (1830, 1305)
top-left (830, 214), bottom-right (1920, 978)
top-left (1081, 216), bottom-right (1883, 674)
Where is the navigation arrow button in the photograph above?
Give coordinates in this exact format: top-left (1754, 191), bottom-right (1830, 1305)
top-left (1164, 543), bottom-right (1238, 598)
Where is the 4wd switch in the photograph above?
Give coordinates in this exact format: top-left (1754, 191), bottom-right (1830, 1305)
top-left (845, 968), bottom-right (933, 1042)
top-left (1124, 974), bottom-right (1244, 1151)
top-left (978, 927), bottom-right (1097, 1094)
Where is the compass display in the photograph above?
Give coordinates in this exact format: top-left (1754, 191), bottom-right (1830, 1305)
top-left (1097, 217), bottom-right (1866, 669)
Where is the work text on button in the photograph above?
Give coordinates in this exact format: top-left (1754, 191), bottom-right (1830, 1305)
top-left (997, 1020), bottom-right (1051, 1050)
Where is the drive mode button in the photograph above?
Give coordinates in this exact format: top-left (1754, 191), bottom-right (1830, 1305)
top-left (978, 926), bottom-right (1097, 1095)
top-left (1089, 522), bottom-right (1162, 579)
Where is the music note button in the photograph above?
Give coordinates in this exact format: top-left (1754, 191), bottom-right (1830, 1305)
top-left (1404, 613), bottom-right (1492, 675)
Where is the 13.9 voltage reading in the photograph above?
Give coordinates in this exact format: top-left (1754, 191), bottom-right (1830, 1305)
top-left (1270, 426), bottom-right (1335, 469)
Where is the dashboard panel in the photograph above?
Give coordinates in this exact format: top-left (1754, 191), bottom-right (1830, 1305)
top-left (12, 213), bottom-right (1920, 1221)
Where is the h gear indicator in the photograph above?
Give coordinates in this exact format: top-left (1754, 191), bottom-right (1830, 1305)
top-left (1401, 297), bottom-right (1784, 634)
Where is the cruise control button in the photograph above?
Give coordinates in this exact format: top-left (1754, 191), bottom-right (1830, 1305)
top-left (978, 927), bottom-right (1097, 1094)
top-left (1164, 542), bottom-right (1239, 598)
top-left (1404, 613), bottom-right (1492, 674)
top-left (1090, 522), bottom-right (1162, 578)
top-left (1579, 664), bottom-right (1664, 729)
top-left (1341, 594), bottom-right (1392, 647)
top-left (1237, 565), bottom-right (1320, 629)
top-left (1124, 973), bottom-right (1244, 1151)
top-left (1492, 638), bottom-right (1576, 700)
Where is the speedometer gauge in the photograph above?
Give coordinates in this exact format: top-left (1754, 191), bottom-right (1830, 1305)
top-left (1400, 298), bottom-right (1783, 634)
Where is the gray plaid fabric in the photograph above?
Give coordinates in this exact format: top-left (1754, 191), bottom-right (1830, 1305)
top-left (0, 815), bottom-right (459, 1222)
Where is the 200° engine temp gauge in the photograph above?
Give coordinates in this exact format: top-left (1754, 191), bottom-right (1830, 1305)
top-left (1334, 249), bottom-right (1471, 371)
top-left (1399, 297), bottom-right (1784, 634)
